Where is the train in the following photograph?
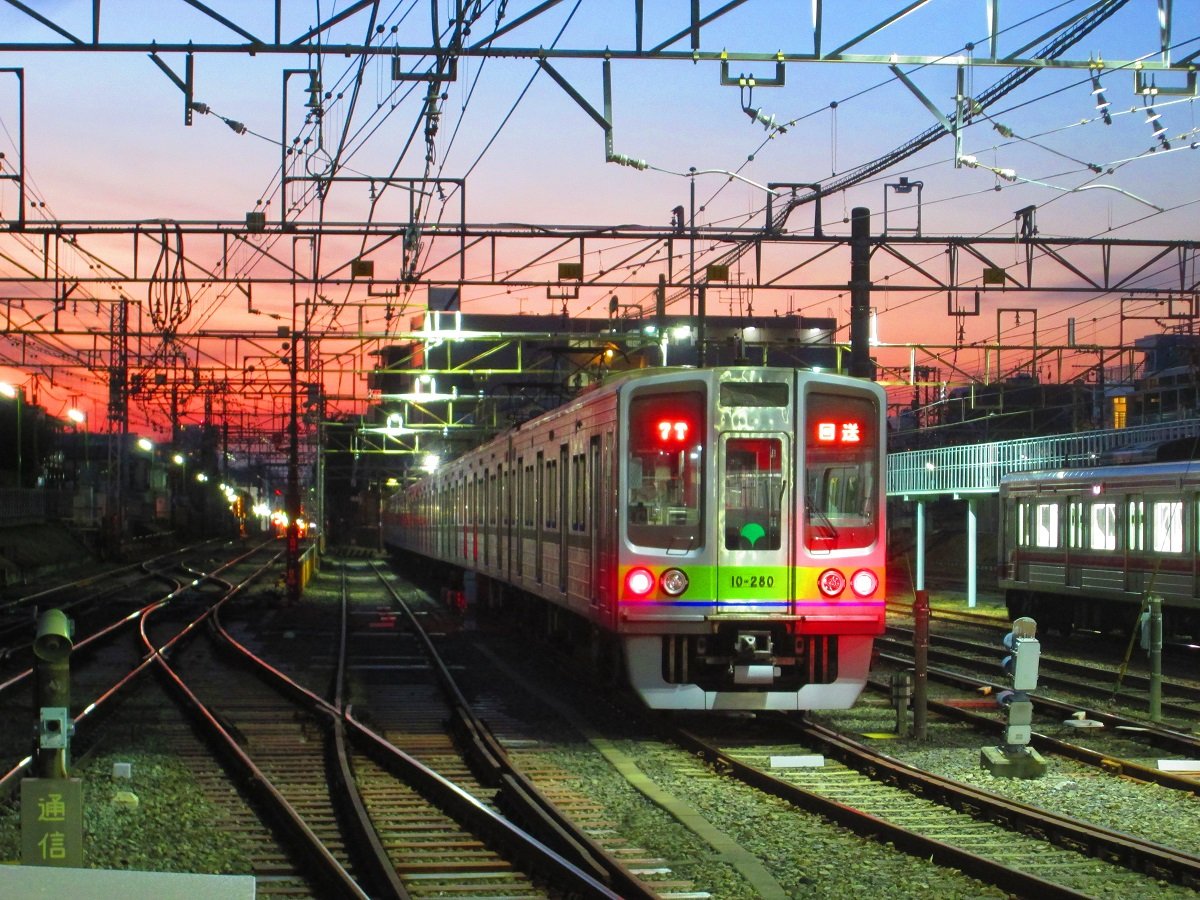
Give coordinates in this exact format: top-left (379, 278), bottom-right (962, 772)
top-left (999, 460), bottom-right (1200, 637)
top-left (383, 366), bottom-right (887, 711)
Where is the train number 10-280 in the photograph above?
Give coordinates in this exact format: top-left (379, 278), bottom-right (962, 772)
top-left (729, 574), bottom-right (775, 589)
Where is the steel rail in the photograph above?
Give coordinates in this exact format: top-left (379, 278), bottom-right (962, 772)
top-left (669, 721), bottom-right (1092, 900)
top-left (330, 568), bottom-right (411, 899)
top-left (367, 562), bottom-right (657, 899)
top-left (140, 578), bottom-right (370, 899)
top-left (207, 565), bottom-right (624, 899)
top-left (785, 716), bottom-right (1200, 886)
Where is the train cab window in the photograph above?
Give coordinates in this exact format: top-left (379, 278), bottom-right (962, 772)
top-left (724, 438), bottom-right (783, 551)
top-left (720, 382), bottom-right (788, 407)
top-left (1089, 502), bottom-right (1117, 551)
top-left (1034, 502), bottom-right (1059, 548)
top-left (804, 391), bottom-right (878, 551)
top-left (1153, 500), bottom-right (1183, 553)
top-left (626, 389), bottom-right (705, 550)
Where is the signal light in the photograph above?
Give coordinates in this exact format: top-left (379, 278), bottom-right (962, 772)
top-left (850, 569), bottom-right (879, 597)
top-left (625, 567), bottom-right (655, 597)
top-left (817, 568), bottom-right (846, 598)
top-left (1001, 617), bottom-right (1040, 691)
top-left (1001, 631), bottom-right (1016, 678)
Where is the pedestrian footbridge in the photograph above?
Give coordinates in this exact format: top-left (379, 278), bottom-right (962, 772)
top-left (885, 419), bottom-right (1200, 609)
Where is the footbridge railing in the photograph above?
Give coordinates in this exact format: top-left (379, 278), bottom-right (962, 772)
top-left (887, 419), bottom-right (1200, 498)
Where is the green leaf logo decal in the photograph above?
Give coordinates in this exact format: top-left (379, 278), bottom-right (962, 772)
top-left (739, 522), bottom-right (766, 547)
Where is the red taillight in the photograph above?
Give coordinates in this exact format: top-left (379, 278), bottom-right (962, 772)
top-left (817, 568), bottom-right (846, 597)
top-left (625, 567), bottom-right (655, 597)
top-left (850, 568), bottom-right (879, 597)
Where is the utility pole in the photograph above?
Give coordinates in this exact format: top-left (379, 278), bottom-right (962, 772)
top-left (849, 206), bottom-right (872, 379)
top-left (286, 328), bottom-right (301, 606)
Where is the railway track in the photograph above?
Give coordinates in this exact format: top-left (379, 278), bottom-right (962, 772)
top-left (197, 556), bottom-right (621, 898)
top-left (0, 542), bottom-right (316, 894)
top-left (0, 542), bottom-right (227, 671)
top-left (672, 713), bottom-right (1200, 898)
top-left (15, 547), bottom-right (1197, 896)
top-left (882, 623), bottom-right (1200, 719)
top-left (0, 541), bottom-right (282, 787)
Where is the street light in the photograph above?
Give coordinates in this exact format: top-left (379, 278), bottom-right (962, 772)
top-left (171, 453), bottom-right (188, 532)
top-left (0, 383), bottom-right (22, 485)
top-left (68, 409), bottom-right (91, 522)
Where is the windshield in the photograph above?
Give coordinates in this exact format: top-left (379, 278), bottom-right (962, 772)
top-left (804, 391), bottom-right (878, 551)
top-left (626, 388), bottom-right (705, 549)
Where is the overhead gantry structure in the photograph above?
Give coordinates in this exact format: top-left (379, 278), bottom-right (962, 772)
top-left (0, 0), bottom-right (1195, 463)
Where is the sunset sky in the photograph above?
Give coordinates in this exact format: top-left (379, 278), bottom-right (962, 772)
top-left (0, 0), bottom-right (1196, 434)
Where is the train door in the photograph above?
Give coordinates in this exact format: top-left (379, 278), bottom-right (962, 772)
top-left (1125, 494), bottom-right (1145, 593)
top-left (515, 458), bottom-right (524, 578)
top-left (594, 432), bottom-right (616, 616)
top-left (589, 435), bottom-right (602, 611)
top-left (559, 443), bottom-right (569, 593)
top-left (504, 446), bottom-right (514, 581)
top-left (471, 472), bottom-right (479, 563)
top-left (536, 451), bottom-right (545, 584)
top-left (716, 434), bottom-right (790, 609)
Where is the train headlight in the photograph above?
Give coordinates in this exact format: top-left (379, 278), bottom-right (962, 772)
top-left (817, 568), bottom-right (846, 598)
top-left (850, 568), bottom-right (879, 598)
top-left (625, 567), bottom-right (655, 597)
top-left (659, 568), bottom-right (689, 596)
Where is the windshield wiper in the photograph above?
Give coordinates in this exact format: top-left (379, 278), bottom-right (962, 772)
top-left (804, 493), bottom-right (839, 548)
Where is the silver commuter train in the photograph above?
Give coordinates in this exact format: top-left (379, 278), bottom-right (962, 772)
top-left (999, 459), bottom-right (1200, 636)
top-left (383, 366), bottom-right (888, 710)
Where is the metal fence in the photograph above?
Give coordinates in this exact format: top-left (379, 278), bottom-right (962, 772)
top-left (887, 420), bottom-right (1200, 497)
top-left (0, 489), bottom-right (74, 526)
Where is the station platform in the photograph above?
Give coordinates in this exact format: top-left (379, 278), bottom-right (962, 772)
top-left (0, 866), bottom-right (254, 898)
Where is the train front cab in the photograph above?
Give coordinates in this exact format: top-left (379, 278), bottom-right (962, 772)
top-left (616, 369), bottom-right (886, 711)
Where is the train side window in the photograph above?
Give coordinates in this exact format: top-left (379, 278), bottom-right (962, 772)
top-left (545, 458), bottom-right (558, 530)
top-left (571, 452), bottom-right (586, 532)
top-left (523, 463), bottom-right (535, 528)
top-left (1153, 500), bottom-right (1183, 553)
top-left (1068, 500), bottom-right (1084, 549)
top-left (1034, 501), bottom-right (1059, 549)
top-left (1089, 502), bottom-right (1117, 551)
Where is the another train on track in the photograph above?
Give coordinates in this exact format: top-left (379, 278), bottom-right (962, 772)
top-left (384, 366), bottom-right (887, 711)
top-left (999, 460), bottom-right (1200, 637)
